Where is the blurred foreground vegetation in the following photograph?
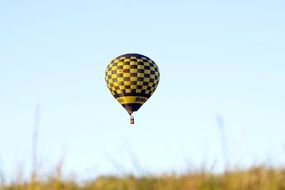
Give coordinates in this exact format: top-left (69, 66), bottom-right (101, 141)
top-left (2, 167), bottom-right (285, 190)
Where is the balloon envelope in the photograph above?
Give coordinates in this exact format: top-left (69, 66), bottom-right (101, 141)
top-left (105, 53), bottom-right (160, 115)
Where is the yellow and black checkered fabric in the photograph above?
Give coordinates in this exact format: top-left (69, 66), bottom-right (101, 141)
top-left (105, 53), bottom-right (160, 99)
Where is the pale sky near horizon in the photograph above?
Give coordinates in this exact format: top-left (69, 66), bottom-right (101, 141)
top-left (0, 0), bottom-right (285, 180)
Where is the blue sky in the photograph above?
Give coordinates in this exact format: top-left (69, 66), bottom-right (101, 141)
top-left (0, 0), bottom-right (285, 179)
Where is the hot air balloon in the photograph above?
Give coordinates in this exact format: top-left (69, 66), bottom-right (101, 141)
top-left (105, 53), bottom-right (160, 124)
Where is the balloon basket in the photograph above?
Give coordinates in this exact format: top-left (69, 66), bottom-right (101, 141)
top-left (130, 116), bottom-right (135, 125)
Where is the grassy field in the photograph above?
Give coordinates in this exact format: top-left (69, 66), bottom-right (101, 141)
top-left (2, 166), bottom-right (285, 190)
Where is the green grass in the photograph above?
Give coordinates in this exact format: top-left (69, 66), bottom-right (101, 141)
top-left (2, 166), bottom-right (285, 190)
